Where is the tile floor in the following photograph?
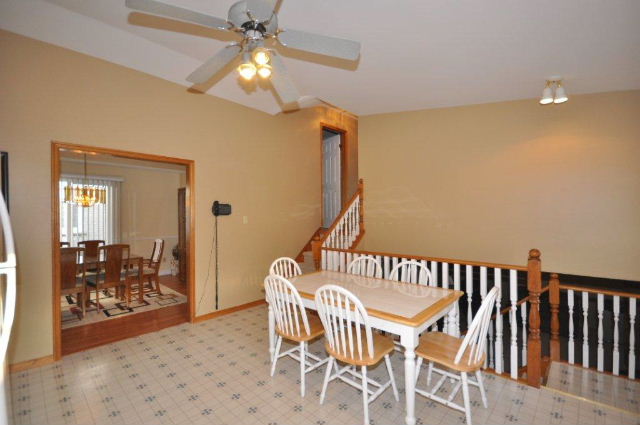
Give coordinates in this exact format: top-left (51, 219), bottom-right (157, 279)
top-left (11, 305), bottom-right (640, 425)
top-left (546, 361), bottom-right (640, 415)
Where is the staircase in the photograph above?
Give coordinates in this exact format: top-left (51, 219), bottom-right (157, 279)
top-left (295, 178), bottom-right (365, 271)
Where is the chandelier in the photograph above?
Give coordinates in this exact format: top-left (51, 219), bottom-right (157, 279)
top-left (63, 153), bottom-right (107, 208)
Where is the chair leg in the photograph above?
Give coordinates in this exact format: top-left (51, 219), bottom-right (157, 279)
top-left (475, 370), bottom-right (488, 408)
top-left (414, 357), bottom-right (423, 385)
top-left (155, 274), bottom-right (163, 294)
top-left (299, 341), bottom-right (306, 397)
top-left (96, 287), bottom-right (100, 313)
top-left (319, 357), bottom-right (334, 405)
top-left (270, 336), bottom-right (282, 377)
top-left (426, 361), bottom-right (434, 386)
top-left (384, 354), bottom-right (399, 401)
top-left (461, 372), bottom-right (473, 425)
top-left (361, 366), bottom-right (369, 425)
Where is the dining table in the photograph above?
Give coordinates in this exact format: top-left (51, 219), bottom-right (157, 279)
top-left (267, 269), bottom-right (463, 425)
top-left (81, 254), bottom-right (145, 303)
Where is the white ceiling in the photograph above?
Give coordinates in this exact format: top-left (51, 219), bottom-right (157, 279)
top-left (1, 0), bottom-right (639, 115)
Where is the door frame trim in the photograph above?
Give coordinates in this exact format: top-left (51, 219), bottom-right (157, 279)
top-left (50, 141), bottom-right (196, 360)
top-left (320, 123), bottom-right (347, 227)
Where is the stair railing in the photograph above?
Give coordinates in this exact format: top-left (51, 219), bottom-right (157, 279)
top-left (311, 178), bottom-right (365, 269)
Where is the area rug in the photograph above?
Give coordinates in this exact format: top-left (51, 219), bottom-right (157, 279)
top-left (61, 283), bottom-right (187, 329)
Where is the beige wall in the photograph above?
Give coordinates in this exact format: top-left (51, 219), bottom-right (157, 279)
top-left (0, 30), bottom-right (337, 364)
top-left (359, 90), bottom-right (640, 281)
top-left (60, 160), bottom-right (185, 273)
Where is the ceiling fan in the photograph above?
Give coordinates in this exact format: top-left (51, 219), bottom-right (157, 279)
top-left (125, 0), bottom-right (361, 111)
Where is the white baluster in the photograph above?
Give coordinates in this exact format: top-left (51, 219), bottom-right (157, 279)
top-left (521, 302), bottom-right (527, 366)
top-left (321, 249), bottom-right (327, 270)
top-left (629, 298), bottom-right (636, 379)
top-left (430, 261), bottom-right (438, 288)
top-left (597, 293), bottom-right (604, 372)
top-left (480, 266), bottom-right (488, 368)
top-left (509, 269), bottom-right (518, 379)
top-left (452, 264), bottom-right (461, 337)
top-left (339, 251), bottom-right (346, 272)
top-left (568, 290), bottom-right (575, 364)
top-left (391, 257), bottom-right (399, 276)
top-left (494, 268), bottom-right (503, 374)
top-left (420, 260), bottom-right (429, 285)
top-left (466, 265), bottom-right (473, 328)
top-left (346, 252), bottom-right (353, 271)
top-left (442, 262), bottom-right (449, 334)
top-left (383, 256), bottom-right (390, 279)
top-left (582, 291), bottom-right (589, 369)
top-left (613, 296), bottom-right (620, 376)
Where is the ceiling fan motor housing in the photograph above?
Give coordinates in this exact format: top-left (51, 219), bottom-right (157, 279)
top-left (229, 0), bottom-right (278, 36)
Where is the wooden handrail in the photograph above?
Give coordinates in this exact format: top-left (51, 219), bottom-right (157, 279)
top-left (321, 246), bottom-right (528, 271)
top-left (559, 283), bottom-right (640, 299)
top-left (491, 285), bottom-right (549, 320)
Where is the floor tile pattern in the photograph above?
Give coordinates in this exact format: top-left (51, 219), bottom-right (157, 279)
top-left (12, 305), bottom-right (640, 425)
top-left (546, 361), bottom-right (640, 415)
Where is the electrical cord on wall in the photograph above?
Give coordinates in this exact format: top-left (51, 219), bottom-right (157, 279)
top-left (197, 215), bottom-right (218, 312)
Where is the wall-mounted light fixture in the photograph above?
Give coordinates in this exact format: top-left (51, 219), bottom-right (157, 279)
top-left (540, 77), bottom-right (568, 105)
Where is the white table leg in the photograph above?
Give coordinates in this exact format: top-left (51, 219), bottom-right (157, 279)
top-left (402, 331), bottom-right (418, 425)
top-left (268, 303), bottom-right (275, 362)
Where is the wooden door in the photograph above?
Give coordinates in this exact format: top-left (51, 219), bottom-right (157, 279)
top-left (177, 188), bottom-right (186, 283)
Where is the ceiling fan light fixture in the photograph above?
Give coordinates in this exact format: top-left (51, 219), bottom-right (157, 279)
top-left (238, 62), bottom-right (257, 80)
top-left (257, 64), bottom-right (272, 78)
top-left (554, 83), bottom-right (568, 104)
top-left (253, 49), bottom-right (270, 66)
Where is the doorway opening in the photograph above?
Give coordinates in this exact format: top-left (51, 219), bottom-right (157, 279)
top-left (51, 142), bottom-right (194, 358)
top-left (321, 126), bottom-right (346, 228)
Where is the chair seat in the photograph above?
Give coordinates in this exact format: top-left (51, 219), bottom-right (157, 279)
top-left (415, 332), bottom-right (485, 372)
top-left (86, 271), bottom-right (134, 287)
top-left (276, 314), bottom-right (324, 342)
top-left (326, 330), bottom-right (395, 366)
top-left (129, 266), bottom-right (156, 276)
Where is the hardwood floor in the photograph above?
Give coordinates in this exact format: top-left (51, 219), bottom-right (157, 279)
top-left (61, 301), bottom-right (188, 356)
top-left (159, 274), bottom-right (188, 296)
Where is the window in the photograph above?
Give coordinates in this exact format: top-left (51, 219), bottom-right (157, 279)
top-left (59, 176), bottom-right (121, 246)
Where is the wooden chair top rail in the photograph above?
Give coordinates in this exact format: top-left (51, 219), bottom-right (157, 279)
top-left (320, 179), bottom-right (363, 244)
top-left (559, 283), bottom-right (640, 300)
top-left (322, 247), bottom-right (528, 272)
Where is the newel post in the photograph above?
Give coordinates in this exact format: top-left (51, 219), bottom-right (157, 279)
top-left (310, 235), bottom-right (322, 271)
top-left (358, 178), bottom-right (365, 232)
top-left (526, 249), bottom-right (542, 388)
top-left (549, 273), bottom-right (561, 362)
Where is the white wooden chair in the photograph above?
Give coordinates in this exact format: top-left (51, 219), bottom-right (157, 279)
top-left (413, 286), bottom-right (500, 425)
top-left (388, 260), bottom-right (434, 351)
top-left (346, 255), bottom-right (383, 278)
top-left (269, 257), bottom-right (302, 279)
top-left (389, 260), bottom-right (433, 285)
top-left (314, 284), bottom-right (399, 425)
top-left (264, 274), bottom-right (328, 396)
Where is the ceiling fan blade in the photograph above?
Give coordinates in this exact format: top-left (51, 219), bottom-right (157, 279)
top-left (125, 0), bottom-right (230, 31)
top-left (278, 29), bottom-right (360, 61)
top-left (246, 0), bottom-right (276, 22)
top-left (269, 52), bottom-right (300, 108)
top-left (186, 45), bottom-right (242, 84)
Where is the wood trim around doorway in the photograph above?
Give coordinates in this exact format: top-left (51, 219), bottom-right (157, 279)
top-left (50, 141), bottom-right (196, 360)
top-left (320, 123), bottom-right (348, 226)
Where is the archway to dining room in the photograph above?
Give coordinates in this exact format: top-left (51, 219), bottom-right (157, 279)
top-left (51, 141), bottom-right (195, 358)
